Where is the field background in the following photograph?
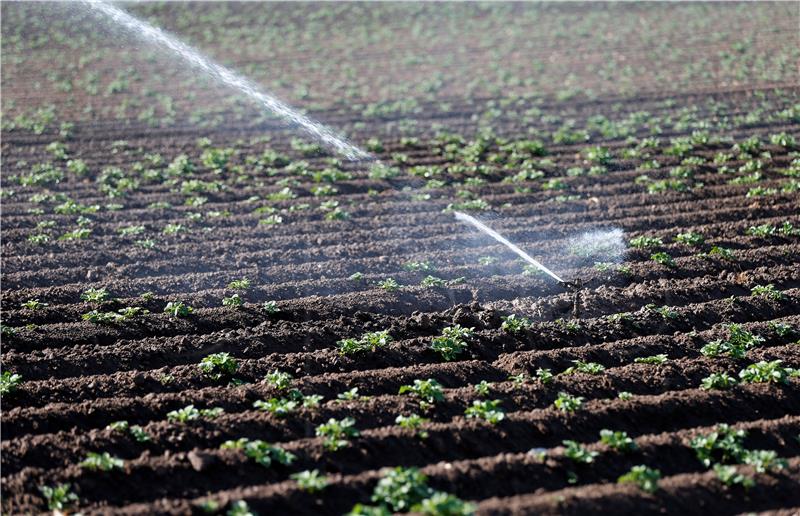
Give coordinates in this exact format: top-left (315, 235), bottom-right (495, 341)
top-left (2, 2), bottom-right (799, 514)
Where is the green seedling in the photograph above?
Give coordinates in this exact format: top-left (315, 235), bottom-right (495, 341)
top-left (739, 360), bottom-right (794, 384)
top-left (536, 368), bottom-right (554, 384)
top-left (396, 413), bottom-right (430, 439)
top-left (316, 417), bottom-right (359, 451)
top-left (629, 236), bottom-right (663, 249)
top-left (228, 278), bottom-right (250, 290)
top-left (413, 492), bottom-right (475, 516)
top-left (264, 370), bottom-right (293, 390)
top-left (164, 301), bottom-right (193, 317)
top-left (253, 398), bottom-right (298, 416)
top-left (751, 284), bottom-right (785, 301)
top-left (81, 287), bottom-right (109, 303)
top-left (464, 399), bottom-right (504, 424)
top-left (377, 278), bottom-right (401, 292)
top-left (399, 378), bottom-right (444, 410)
top-left (690, 424), bottom-right (747, 467)
top-left (227, 500), bottom-right (255, 516)
top-left (634, 354), bottom-right (668, 365)
top-left (563, 440), bottom-right (598, 463)
top-left (220, 438), bottom-right (295, 468)
top-left (337, 330), bottom-right (393, 355)
top-left (39, 484), bottom-right (78, 511)
top-left (371, 467), bottom-right (431, 512)
top-left (22, 299), bottom-right (47, 310)
top-left (701, 324), bottom-right (764, 359)
top-left (0, 371), bottom-right (22, 396)
top-left (80, 452), bottom-right (124, 471)
top-left (291, 469), bottom-right (329, 493)
top-left (675, 231), bottom-right (704, 246)
top-left (554, 392), bottom-right (584, 412)
top-left (337, 387), bottom-right (368, 401)
top-left (473, 380), bottom-right (491, 396)
top-left (430, 325), bottom-right (473, 361)
top-left (222, 293), bottom-right (243, 308)
top-left (651, 252), bottom-right (675, 267)
top-left (262, 300), bottom-right (280, 313)
top-left (701, 372), bottom-right (738, 390)
top-left (713, 464), bottom-right (754, 489)
top-left (198, 352), bottom-right (238, 381)
top-left (501, 314), bottom-right (532, 333)
top-left (742, 449), bottom-right (787, 473)
top-left (563, 360), bottom-right (605, 375)
top-left (600, 430), bottom-right (637, 452)
top-left (618, 465), bottom-right (661, 493)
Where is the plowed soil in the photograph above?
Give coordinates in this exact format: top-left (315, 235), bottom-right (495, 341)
top-left (2, 2), bottom-right (800, 515)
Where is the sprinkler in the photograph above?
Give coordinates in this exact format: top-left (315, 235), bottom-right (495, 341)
top-left (453, 212), bottom-right (586, 317)
top-left (453, 211), bottom-right (570, 288)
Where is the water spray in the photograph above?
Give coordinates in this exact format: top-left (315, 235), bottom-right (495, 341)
top-left (84, 0), bottom-right (371, 162)
top-left (453, 212), bottom-right (567, 285)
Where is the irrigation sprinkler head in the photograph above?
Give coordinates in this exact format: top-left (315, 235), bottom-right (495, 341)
top-left (559, 278), bottom-right (584, 292)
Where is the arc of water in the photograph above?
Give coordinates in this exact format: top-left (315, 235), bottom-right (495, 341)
top-left (85, 0), bottom-right (371, 161)
top-left (454, 211), bottom-right (566, 284)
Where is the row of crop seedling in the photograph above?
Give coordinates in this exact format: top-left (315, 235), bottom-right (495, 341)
top-left (25, 339), bottom-right (797, 512)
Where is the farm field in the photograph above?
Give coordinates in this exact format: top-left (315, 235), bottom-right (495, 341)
top-left (2, 2), bottom-right (800, 515)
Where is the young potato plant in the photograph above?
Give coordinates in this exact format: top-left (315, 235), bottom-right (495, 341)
top-left (650, 252), bottom-right (676, 268)
top-left (39, 483), bottom-right (78, 511)
top-left (399, 378), bottom-right (445, 410)
top-left (220, 438), bottom-right (295, 468)
top-left (291, 469), bottom-right (329, 493)
top-left (713, 464), bottom-right (754, 489)
top-left (316, 417), bottom-right (359, 451)
top-left (430, 324), bottom-right (473, 361)
top-left (355, 466), bottom-right (475, 516)
top-left (198, 352), bottom-right (238, 381)
top-left (701, 324), bottom-right (763, 359)
top-left (81, 287), bottom-right (110, 303)
top-left (164, 300), bottom-right (193, 317)
top-left (337, 330), bottom-right (393, 355)
top-left (536, 368), bottom-right (554, 384)
top-left (674, 231), bottom-right (704, 246)
top-left (629, 236), bottom-right (663, 249)
top-left (262, 300), bottom-right (280, 314)
top-left (0, 371), bottom-right (22, 396)
top-left (690, 424), bottom-right (747, 467)
top-left (501, 314), bottom-right (532, 334)
top-left (562, 440), bottom-right (598, 464)
top-left (264, 369), bottom-right (293, 390)
top-left (167, 404), bottom-right (224, 423)
top-left (618, 465), bottom-right (661, 493)
top-left (465, 399), bottom-right (504, 424)
top-left (750, 284), bottom-right (785, 301)
top-left (253, 397), bottom-right (298, 416)
top-left (599, 429), bottom-right (637, 452)
top-left (554, 392), bottom-right (584, 412)
top-left (107, 420), bottom-right (151, 442)
top-left (738, 360), bottom-right (795, 384)
top-left (473, 380), bottom-right (492, 397)
top-left (337, 387), bottom-right (369, 402)
top-left (370, 467), bottom-right (432, 513)
top-left (80, 452), bottom-right (124, 471)
top-left (222, 293), bottom-right (244, 309)
top-left (377, 277), bottom-right (401, 292)
top-left (700, 372), bottom-right (738, 390)
top-left (634, 354), bottom-right (668, 365)
top-left (395, 413), bottom-right (430, 439)
top-left (742, 449), bottom-right (788, 473)
top-left (562, 360), bottom-right (606, 375)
